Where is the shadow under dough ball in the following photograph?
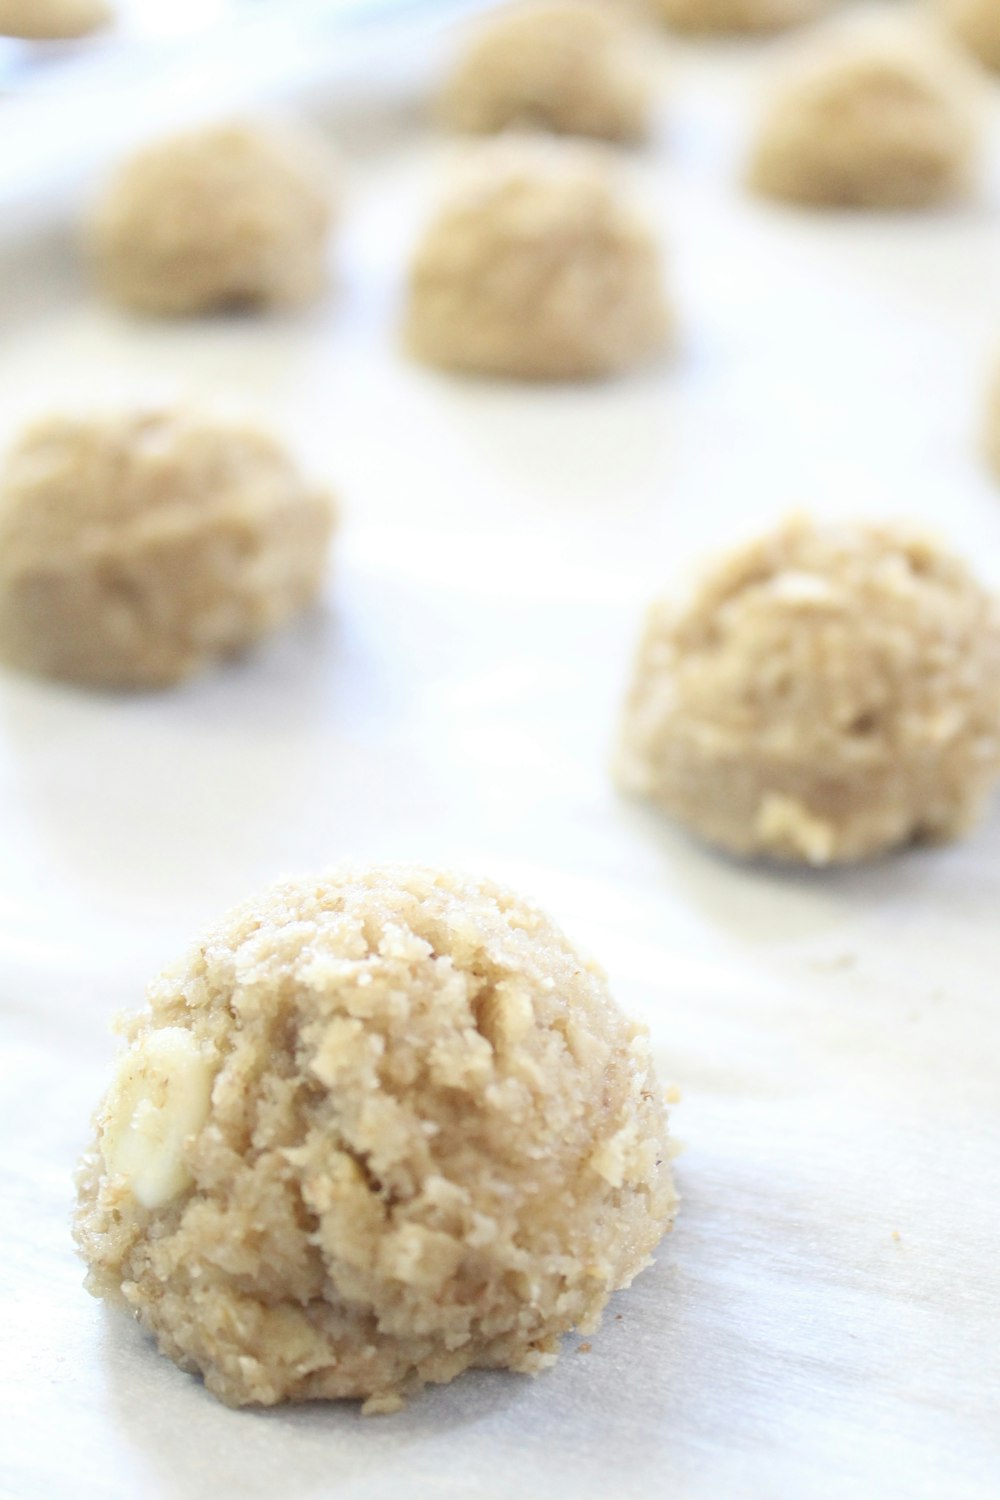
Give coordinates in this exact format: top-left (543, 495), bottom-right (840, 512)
top-left (652, 0), bottom-right (825, 36)
top-left (405, 142), bottom-right (671, 380)
top-left (437, 1), bottom-right (654, 144)
top-left (74, 865), bottom-right (678, 1411)
top-left (87, 122), bottom-right (337, 316)
top-left (616, 518), bottom-right (1000, 864)
top-left (748, 47), bottom-right (975, 209)
top-left (939, 0), bottom-right (1000, 72)
top-left (0, 408), bottom-right (335, 689)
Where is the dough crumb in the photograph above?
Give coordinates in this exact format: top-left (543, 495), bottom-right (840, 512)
top-left (653, 0), bottom-right (824, 36)
top-left (361, 1392), bottom-right (407, 1416)
top-left (75, 865), bottom-right (678, 1409)
top-left (748, 43), bottom-right (975, 209)
top-left (405, 140), bottom-right (671, 380)
top-left (87, 121), bottom-right (337, 316)
top-left (438, 2), bottom-right (655, 144)
top-left (0, 407), bottom-right (334, 689)
top-left (616, 517), bottom-right (1000, 863)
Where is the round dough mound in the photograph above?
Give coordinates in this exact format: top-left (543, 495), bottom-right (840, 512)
top-left (653, 0), bottom-right (823, 36)
top-left (0, 0), bottom-right (109, 38)
top-left (0, 408), bottom-right (334, 689)
top-left (748, 48), bottom-right (973, 209)
top-left (87, 122), bottom-right (336, 315)
top-left (941, 0), bottom-right (1000, 71)
top-left (438, 2), bottom-right (652, 144)
top-left (74, 865), bottom-right (677, 1410)
top-left (405, 146), bottom-right (670, 380)
top-left (616, 519), bottom-right (1000, 864)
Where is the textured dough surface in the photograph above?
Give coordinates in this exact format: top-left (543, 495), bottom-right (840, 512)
top-left (87, 122), bottom-right (336, 315)
top-left (940, 0), bottom-right (1000, 72)
top-left (75, 865), bottom-right (677, 1410)
top-left (438, 2), bottom-right (653, 143)
top-left (616, 519), bottom-right (1000, 864)
top-left (0, 0), bottom-right (109, 37)
top-left (405, 143), bottom-right (670, 380)
top-left (749, 47), bottom-right (974, 209)
top-left (0, 408), bottom-right (334, 689)
top-left (653, 0), bottom-right (823, 36)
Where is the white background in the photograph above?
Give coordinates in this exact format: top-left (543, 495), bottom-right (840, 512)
top-left (1, 6), bottom-right (999, 1497)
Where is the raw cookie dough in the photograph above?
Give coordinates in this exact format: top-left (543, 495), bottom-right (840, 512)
top-left (405, 144), bottom-right (670, 380)
top-left (653, 0), bottom-right (823, 36)
top-left (748, 47), bottom-right (974, 209)
top-left (87, 122), bottom-right (336, 315)
top-left (0, 408), bottom-right (334, 689)
top-left (616, 519), bottom-right (1000, 864)
top-left (940, 0), bottom-right (1000, 71)
top-left (0, 0), bottom-right (109, 37)
top-left (438, 2), bottom-right (654, 144)
top-left (74, 865), bottom-right (678, 1410)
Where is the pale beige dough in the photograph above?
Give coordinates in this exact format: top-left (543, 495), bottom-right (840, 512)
top-left (0, 408), bottom-right (334, 689)
top-left (0, 0), bottom-right (109, 37)
top-left (653, 0), bottom-right (823, 36)
top-left (749, 46), bottom-right (974, 209)
top-left (939, 0), bottom-right (1000, 72)
top-left (438, 2), bottom-right (654, 144)
top-left (74, 865), bottom-right (678, 1411)
top-left (87, 122), bottom-right (336, 316)
top-left (616, 519), bottom-right (1000, 864)
top-left (405, 143), bottom-right (670, 380)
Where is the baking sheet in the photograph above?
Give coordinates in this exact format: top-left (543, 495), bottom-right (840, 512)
top-left (2, 12), bottom-right (1000, 1499)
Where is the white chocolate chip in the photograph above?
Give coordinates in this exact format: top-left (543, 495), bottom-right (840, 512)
top-left (100, 1026), bottom-right (214, 1209)
top-left (755, 793), bottom-right (836, 865)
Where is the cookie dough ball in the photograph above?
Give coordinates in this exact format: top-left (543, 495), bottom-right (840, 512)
top-left (0, 0), bottom-right (109, 37)
top-left (939, 0), bottom-right (1000, 72)
top-left (749, 48), bottom-right (974, 209)
top-left (438, 2), bottom-right (653, 144)
top-left (87, 122), bottom-right (336, 316)
top-left (653, 0), bottom-right (823, 36)
top-left (405, 145), bottom-right (670, 380)
top-left (0, 408), bottom-right (334, 689)
top-left (616, 519), bottom-right (1000, 864)
top-left (75, 865), bottom-right (677, 1410)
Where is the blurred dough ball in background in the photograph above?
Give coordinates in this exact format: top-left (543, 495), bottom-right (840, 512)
top-left (939, 0), bottom-right (1000, 72)
top-left (405, 141), bottom-right (671, 381)
top-left (616, 518), bottom-right (1000, 865)
top-left (87, 122), bottom-right (337, 317)
top-left (652, 0), bottom-right (825, 37)
top-left (748, 42), bottom-right (975, 209)
top-left (0, 408), bottom-right (335, 690)
top-left (0, 0), bottom-right (109, 38)
top-left (437, 1), bottom-right (656, 145)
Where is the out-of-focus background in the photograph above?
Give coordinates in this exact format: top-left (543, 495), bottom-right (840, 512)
top-left (1, 3), bottom-right (999, 1499)
top-left (0, 0), bottom-right (485, 209)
